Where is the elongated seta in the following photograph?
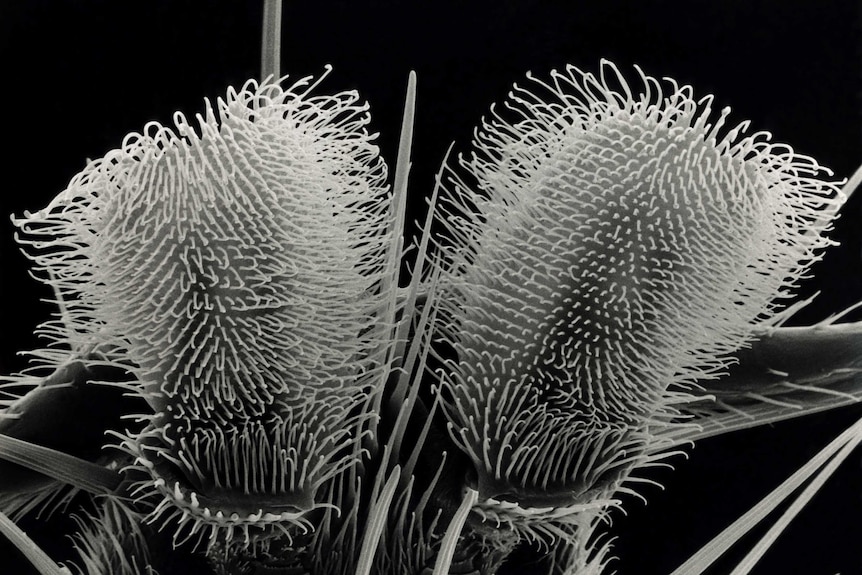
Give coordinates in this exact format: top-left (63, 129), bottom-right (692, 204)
top-left (14, 70), bottom-right (396, 546)
top-left (434, 60), bottom-right (845, 510)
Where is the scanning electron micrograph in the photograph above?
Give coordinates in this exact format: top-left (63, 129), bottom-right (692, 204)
top-left (1, 2), bottom-right (861, 575)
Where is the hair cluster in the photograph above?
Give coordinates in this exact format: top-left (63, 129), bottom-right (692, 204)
top-left (433, 60), bottom-right (844, 511)
top-left (14, 72), bottom-right (396, 548)
top-left (2, 59), bottom-right (853, 575)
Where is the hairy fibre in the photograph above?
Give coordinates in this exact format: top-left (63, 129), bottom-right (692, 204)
top-left (434, 60), bottom-right (844, 504)
top-left (69, 496), bottom-right (152, 575)
top-left (15, 71), bottom-right (395, 546)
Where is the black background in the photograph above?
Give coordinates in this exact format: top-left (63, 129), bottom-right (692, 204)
top-left (1, 1), bottom-right (862, 574)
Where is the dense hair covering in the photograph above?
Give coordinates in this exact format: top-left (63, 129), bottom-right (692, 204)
top-left (15, 73), bottom-right (394, 546)
top-left (434, 61), bottom-right (844, 508)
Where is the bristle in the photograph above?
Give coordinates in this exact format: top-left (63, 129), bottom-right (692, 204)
top-left (550, 514), bottom-right (616, 575)
top-left (15, 74), bottom-right (392, 416)
top-left (434, 60), bottom-right (844, 503)
top-left (68, 496), bottom-right (151, 575)
top-left (13, 73), bottom-right (399, 553)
